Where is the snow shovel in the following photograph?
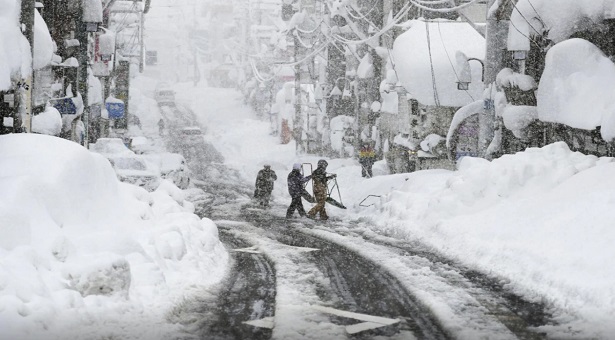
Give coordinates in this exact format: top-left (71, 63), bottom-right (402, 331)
top-left (326, 177), bottom-right (346, 209)
top-left (301, 189), bottom-right (315, 203)
top-left (301, 162), bottom-right (316, 203)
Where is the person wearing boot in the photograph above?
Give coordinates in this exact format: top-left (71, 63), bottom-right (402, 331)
top-left (286, 163), bottom-right (311, 219)
top-left (307, 159), bottom-right (336, 220)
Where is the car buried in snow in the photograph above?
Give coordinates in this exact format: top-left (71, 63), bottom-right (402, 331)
top-left (106, 155), bottom-right (161, 191)
top-left (143, 152), bottom-right (191, 189)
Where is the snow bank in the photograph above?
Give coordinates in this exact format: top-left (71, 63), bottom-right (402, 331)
top-left (0, 134), bottom-right (228, 339)
top-left (349, 142), bottom-right (615, 338)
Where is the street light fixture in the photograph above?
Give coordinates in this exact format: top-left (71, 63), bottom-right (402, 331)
top-left (456, 56), bottom-right (485, 91)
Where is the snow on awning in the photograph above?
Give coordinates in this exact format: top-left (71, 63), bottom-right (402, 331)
top-left (392, 19), bottom-right (485, 107)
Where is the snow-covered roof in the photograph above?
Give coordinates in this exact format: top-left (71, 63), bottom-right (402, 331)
top-left (392, 19), bottom-right (485, 108)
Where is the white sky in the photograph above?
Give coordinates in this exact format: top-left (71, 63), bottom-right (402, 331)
top-left (2, 0), bottom-right (615, 338)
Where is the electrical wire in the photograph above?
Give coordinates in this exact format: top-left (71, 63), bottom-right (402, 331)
top-left (331, 2), bottom-right (413, 45)
top-left (425, 21), bottom-right (441, 107)
top-left (511, 1), bottom-right (543, 36)
top-left (407, 0), bottom-right (480, 13)
top-left (345, 1), bottom-right (380, 22)
top-left (250, 58), bottom-right (275, 83)
top-left (526, 0), bottom-right (547, 29)
top-left (508, 13), bottom-right (543, 49)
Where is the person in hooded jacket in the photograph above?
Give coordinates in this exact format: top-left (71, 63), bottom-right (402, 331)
top-left (359, 142), bottom-right (376, 177)
top-left (286, 163), bottom-right (312, 218)
top-left (307, 159), bottom-right (336, 220)
top-left (254, 165), bottom-right (277, 207)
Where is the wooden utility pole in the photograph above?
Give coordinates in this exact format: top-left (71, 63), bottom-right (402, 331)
top-left (480, 0), bottom-right (512, 157)
top-left (20, 0), bottom-right (35, 133)
top-left (294, 31), bottom-right (303, 153)
top-left (76, 9), bottom-right (90, 147)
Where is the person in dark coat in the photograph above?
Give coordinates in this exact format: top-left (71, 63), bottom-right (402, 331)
top-left (254, 164), bottom-right (277, 207)
top-left (359, 142), bottom-right (376, 177)
top-left (158, 118), bottom-right (165, 136)
top-left (286, 163), bottom-right (311, 218)
top-left (307, 159), bottom-right (336, 220)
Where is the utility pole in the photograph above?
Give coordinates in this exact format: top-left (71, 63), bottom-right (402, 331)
top-left (20, 0), bottom-right (35, 133)
top-left (76, 9), bottom-right (90, 147)
top-left (480, 0), bottom-right (512, 157)
top-left (294, 31), bottom-right (303, 153)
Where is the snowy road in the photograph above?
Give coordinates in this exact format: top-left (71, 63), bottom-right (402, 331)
top-left (164, 122), bottom-right (553, 340)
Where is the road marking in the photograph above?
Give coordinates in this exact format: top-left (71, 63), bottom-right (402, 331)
top-left (278, 244), bottom-right (320, 252)
top-left (311, 305), bottom-right (401, 334)
top-left (347, 321), bottom-right (392, 334)
top-left (233, 246), bottom-right (261, 254)
top-left (243, 316), bottom-right (274, 329)
top-left (234, 245), bottom-right (319, 253)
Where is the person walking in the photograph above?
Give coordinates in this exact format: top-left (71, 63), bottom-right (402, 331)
top-left (307, 159), bottom-right (336, 220)
top-left (158, 118), bottom-right (165, 136)
top-left (286, 163), bottom-right (311, 219)
top-left (359, 142), bottom-right (376, 178)
top-left (254, 164), bottom-right (277, 207)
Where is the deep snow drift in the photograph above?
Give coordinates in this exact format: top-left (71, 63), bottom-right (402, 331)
top-left (0, 133), bottom-right (228, 339)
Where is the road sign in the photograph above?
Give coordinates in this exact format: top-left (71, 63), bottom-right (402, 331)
top-left (106, 101), bottom-right (125, 119)
top-left (50, 97), bottom-right (77, 115)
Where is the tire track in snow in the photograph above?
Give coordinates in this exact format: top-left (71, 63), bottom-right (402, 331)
top-left (300, 225), bottom-right (547, 340)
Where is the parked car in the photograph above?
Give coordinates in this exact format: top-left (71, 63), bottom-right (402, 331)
top-left (154, 82), bottom-right (175, 105)
top-left (170, 126), bottom-right (205, 152)
top-left (107, 155), bottom-right (161, 191)
top-left (128, 136), bottom-right (156, 154)
top-left (179, 126), bottom-right (203, 142)
top-left (144, 152), bottom-right (191, 189)
top-left (90, 138), bottom-right (135, 157)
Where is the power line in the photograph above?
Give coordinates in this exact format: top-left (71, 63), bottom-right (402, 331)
top-left (425, 21), bottom-right (441, 107)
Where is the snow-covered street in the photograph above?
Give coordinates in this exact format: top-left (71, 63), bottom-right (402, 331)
top-left (3, 0), bottom-right (615, 338)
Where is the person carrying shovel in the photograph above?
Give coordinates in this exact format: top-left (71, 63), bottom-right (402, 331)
top-left (307, 159), bottom-right (337, 221)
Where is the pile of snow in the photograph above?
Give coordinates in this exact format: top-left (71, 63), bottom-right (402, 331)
top-left (0, 0), bottom-right (31, 90)
top-left (393, 19), bottom-right (485, 107)
top-left (0, 134), bottom-right (227, 339)
top-left (343, 142), bottom-right (615, 338)
top-left (537, 38), bottom-right (615, 140)
top-left (510, 0), bottom-right (615, 45)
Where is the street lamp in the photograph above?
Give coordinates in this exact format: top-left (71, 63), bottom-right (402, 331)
top-left (456, 54), bottom-right (485, 91)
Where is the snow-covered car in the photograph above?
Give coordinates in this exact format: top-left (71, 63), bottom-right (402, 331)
top-left (107, 155), bottom-right (161, 191)
top-left (154, 82), bottom-right (175, 105)
top-left (89, 137), bottom-right (135, 157)
top-left (128, 136), bottom-right (156, 154)
top-left (170, 126), bottom-right (205, 152)
top-left (144, 152), bottom-right (191, 189)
